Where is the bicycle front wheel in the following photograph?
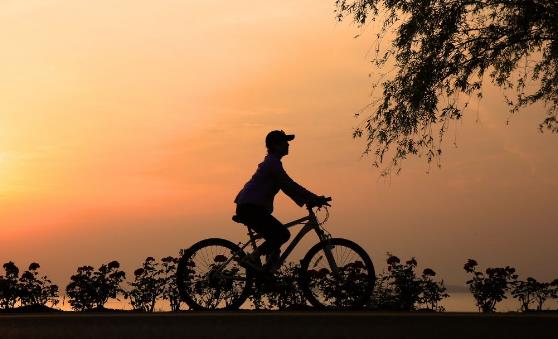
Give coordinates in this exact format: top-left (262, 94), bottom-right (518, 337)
top-left (177, 238), bottom-right (253, 310)
top-left (300, 238), bottom-right (375, 310)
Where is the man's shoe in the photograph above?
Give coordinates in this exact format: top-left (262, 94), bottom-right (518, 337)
top-left (239, 253), bottom-right (262, 272)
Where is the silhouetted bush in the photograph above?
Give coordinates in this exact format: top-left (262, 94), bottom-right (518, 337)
top-left (370, 272), bottom-right (398, 310)
top-left (66, 261), bottom-right (126, 311)
top-left (512, 277), bottom-right (558, 311)
top-left (160, 256), bottom-right (181, 311)
top-left (533, 279), bottom-right (558, 310)
top-left (512, 277), bottom-right (539, 311)
top-left (0, 261), bottom-right (59, 310)
top-left (250, 263), bottom-right (308, 310)
top-left (370, 254), bottom-right (448, 311)
top-left (126, 256), bottom-right (182, 312)
top-left (464, 259), bottom-right (517, 312)
top-left (387, 255), bottom-right (422, 310)
top-left (127, 257), bottom-right (164, 312)
top-left (18, 263), bottom-right (59, 307)
top-left (418, 268), bottom-right (449, 311)
top-left (247, 255), bottom-right (448, 311)
top-left (0, 262), bottom-right (20, 309)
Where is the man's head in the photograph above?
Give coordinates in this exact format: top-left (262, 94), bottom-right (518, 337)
top-left (266, 130), bottom-right (294, 156)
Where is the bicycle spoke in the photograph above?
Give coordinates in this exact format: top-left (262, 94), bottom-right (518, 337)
top-left (178, 239), bottom-right (252, 310)
top-left (302, 240), bottom-right (374, 309)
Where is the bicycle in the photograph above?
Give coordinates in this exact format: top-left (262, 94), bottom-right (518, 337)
top-left (176, 199), bottom-right (376, 310)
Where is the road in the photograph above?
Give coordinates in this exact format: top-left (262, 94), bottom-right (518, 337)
top-left (0, 312), bottom-right (556, 339)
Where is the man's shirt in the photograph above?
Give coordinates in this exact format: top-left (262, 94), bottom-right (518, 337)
top-left (234, 154), bottom-right (317, 213)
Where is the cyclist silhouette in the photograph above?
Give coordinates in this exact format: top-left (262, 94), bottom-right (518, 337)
top-left (234, 130), bottom-right (329, 271)
top-left (176, 132), bottom-right (373, 310)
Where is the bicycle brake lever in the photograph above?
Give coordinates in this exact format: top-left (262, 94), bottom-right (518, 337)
top-left (317, 203), bottom-right (330, 211)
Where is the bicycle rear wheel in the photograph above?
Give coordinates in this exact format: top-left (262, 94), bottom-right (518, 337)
top-left (177, 238), bottom-right (253, 310)
top-left (300, 238), bottom-right (375, 310)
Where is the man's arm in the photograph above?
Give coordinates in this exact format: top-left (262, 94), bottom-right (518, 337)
top-left (270, 160), bottom-right (319, 207)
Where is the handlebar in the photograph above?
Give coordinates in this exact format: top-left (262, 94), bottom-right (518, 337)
top-left (306, 196), bottom-right (332, 209)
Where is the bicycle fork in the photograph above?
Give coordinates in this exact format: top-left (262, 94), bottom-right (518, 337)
top-left (315, 227), bottom-right (341, 278)
top-left (322, 240), bottom-right (341, 278)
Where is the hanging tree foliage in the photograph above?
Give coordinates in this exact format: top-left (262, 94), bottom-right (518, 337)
top-left (336, 0), bottom-right (558, 173)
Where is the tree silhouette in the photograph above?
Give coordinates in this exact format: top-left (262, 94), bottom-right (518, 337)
top-left (66, 261), bottom-right (126, 311)
top-left (464, 259), bottom-right (517, 312)
top-left (336, 0), bottom-right (558, 173)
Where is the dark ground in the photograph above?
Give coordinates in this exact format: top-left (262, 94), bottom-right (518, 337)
top-left (0, 312), bottom-right (556, 339)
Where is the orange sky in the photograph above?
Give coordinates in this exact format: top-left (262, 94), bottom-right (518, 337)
top-left (1, 0), bottom-right (557, 288)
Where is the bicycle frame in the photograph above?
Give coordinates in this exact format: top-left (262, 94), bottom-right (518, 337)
top-left (235, 206), bottom-right (336, 273)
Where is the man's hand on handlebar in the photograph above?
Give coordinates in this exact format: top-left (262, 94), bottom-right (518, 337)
top-left (308, 196), bottom-right (332, 208)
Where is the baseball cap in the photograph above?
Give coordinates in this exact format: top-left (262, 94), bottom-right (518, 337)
top-left (265, 130), bottom-right (295, 148)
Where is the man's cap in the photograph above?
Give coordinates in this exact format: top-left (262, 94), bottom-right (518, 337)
top-left (265, 130), bottom-right (295, 148)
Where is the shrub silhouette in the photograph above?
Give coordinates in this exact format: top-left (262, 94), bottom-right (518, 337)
top-left (18, 263), bottom-right (59, 307)
top-left (65, 266), bottom-right (96, 310)
top-left (512, 277), bottom-right (540, 311)
top-left (127, 257), bottom-right (164, 312)
top-left (533, 279), bottom-right (558, 310)
top-left (250, 263), bottom-right (308, 310)
top-left (160, 256), bottom-right (181, 311)
top-left (17, 254), bottom-right (557, 313)
top-left (66, 261), bottom-right (126, 311)
top-left (0, 261), bottom-right (59, 310)
top-left (370, 254), bottom-right (448, 311)
top-left (512, 277), bottom-right (558, 311)
top-left (245, 255), bottom-right (449, 311)
top-left (246, 255), bottom-right (448, 311)
top-left (305, 261), bottom-right (372, 309)
top-left (370, 272), bottom-right (398, 310)
top-left (126, 256), bottom-right (182, 312)
top-left (418, 268), bottom-right (449, 312)
top-left (386, 256), bottom-right (422, 311)
top-left (464, 259), bottom-right (517, 312)
top-left (0, 261), bottom-right (21, 309)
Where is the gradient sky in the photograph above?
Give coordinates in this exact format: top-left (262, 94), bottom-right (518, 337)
top-left (1, 0), bottom-right (557, 289)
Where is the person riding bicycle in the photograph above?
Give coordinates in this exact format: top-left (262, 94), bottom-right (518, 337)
top-left (234, 130), bottom-right (330, 271)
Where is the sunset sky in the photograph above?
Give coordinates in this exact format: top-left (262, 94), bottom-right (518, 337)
top-left (1, 0), bottom-right (557, 289)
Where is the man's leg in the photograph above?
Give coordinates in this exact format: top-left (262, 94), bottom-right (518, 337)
top-left (249, 214), bottom-right (290, 265)
top-left (236, 204), bottom-right (290, 268)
